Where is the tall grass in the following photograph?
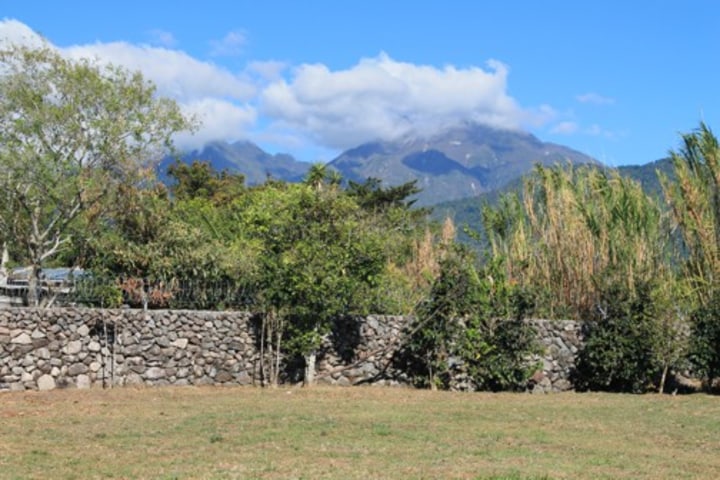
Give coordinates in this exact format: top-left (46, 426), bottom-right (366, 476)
top-left (483, 164), bottom-right (669, 319)
top-left (661, 122), bottom-right (720, 307)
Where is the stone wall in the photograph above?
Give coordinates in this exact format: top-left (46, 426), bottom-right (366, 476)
top-left (527, 320), bottom-right (583, 393)
top-left (0, 308), bottom-right (581, 392)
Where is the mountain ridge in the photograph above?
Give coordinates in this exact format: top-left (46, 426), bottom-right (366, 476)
top-left (160, 140), bottom-right (312, 186)
top-left (162, 123), bottom-right (655, 206)
top-left (327, 122), bottom-right (597, 205)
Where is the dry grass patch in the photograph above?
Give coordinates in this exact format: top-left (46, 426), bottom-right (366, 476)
top-left (0, 386), bottom-right (719, 479)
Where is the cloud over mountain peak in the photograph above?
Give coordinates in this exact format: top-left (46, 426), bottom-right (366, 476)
top-left (0, 19), bottom-right (557, 155)
top-left (260, 53), bottom-right (533, 149)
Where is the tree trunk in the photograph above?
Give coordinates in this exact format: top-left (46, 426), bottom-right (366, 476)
top-left (0, 243), bottom-right (8, 279)
top-left (259, 314), bottom-right (267, 387)
top-left (428, 359), bottom-right (437, 391)
top-left (273, 324), bottom-right (283, 387)
top-left (659, 364), bottom-right (669, 394)
top-left (304, 351), bottom-right (317, 387)
top-left (26, 263), bottom-right (41, 307)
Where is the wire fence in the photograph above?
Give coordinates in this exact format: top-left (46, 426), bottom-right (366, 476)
top-left (0, 272), bottom-right (419, 314)
top-left (0, 275), bottom-right (261, 311)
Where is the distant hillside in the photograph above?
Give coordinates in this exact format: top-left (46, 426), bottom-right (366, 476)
top-left (159, 140), bottom-right (311, 185)
top-left (328, 122), bottom-right (598, 206)
top-left (617, 157), bottom-right (674, 199)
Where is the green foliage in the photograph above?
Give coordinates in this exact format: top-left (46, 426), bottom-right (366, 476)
top-left (688, 293), bottom-right (720, 389)
top-left (69, 276), bottom-right (124, 308)
top-left (405, 247), bottom-right (483, 389)
top-left (347, 177), bottom-right (422, 212)
top-left (167, 159), bottom-right (245, 205)
top-left (404, 247), bottom-right (539, 391)
top-left (81, 181), bottom-right (260, 309)
top-left (240, 176), bottom-right (387, 359)
top-left (83, 159), bottom-right (430, 320)
top-left (574, 280), bottom-right (669, 393)
top-left (0, 43), bottom-right (193, 305)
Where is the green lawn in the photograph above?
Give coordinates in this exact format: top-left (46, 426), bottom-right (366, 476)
top-left (0, 386), bottom-right (718, 479)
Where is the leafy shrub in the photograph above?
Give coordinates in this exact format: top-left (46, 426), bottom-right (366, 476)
top-left (463, 314), bottom-right (540, 392)
top-left (688, 293), bottom-right (720, 390)
top-left (402, 248), bottom-right (539, 391)
top-left (69, 276), bottom-right (123, 308)
top-left (574, 281), bottom-right (665, 393)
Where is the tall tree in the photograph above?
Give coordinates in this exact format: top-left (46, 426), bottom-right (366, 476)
top-left (238, 174), bottom-right (387, 385)
top-left (0, 44), bottom-right (193, 305)
top-left (347, 177), bottom-right (422, 213)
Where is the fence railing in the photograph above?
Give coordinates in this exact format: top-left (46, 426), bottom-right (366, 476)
top-left (0, 275), bottom-right (261, 311)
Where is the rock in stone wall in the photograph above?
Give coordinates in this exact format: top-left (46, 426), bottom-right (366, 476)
top-left (526, 320), bottom-right (583, 393)
top-left (0, 309), bottom-right (263, 391)
top-left (0, 308), bottom-right (117, 392)
top-left (316, 315), bottom-right (411, 387)
top-left (0, 308), bottom-right (583, 393)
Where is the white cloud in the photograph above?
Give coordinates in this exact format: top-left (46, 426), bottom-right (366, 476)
top-left (0, 18), bottom-right (47, 48)
top-left (148, 29), bottom-right (177, 48)
top-left (576, 92), bottom-right (615, 105)
top-left (0, 19), bottom-right (261, 150)
top-left (210, 30), bottom-right (247, 57)
top-left (63, 42), bottom-right (259, 148)
top-left (260, 53), bottom-right (541, 149)
top-left (247, 60), bottom-right (287, 81)
top-left (0, 20), bottom-right (571, 154)
top-left (551, 121), bottom-right (580, 135)
top-left (524, 104), bottom-right (559, 128)
top-left (64, 42), bottom-right (256, 102)
top-left (175, 98), bottom-right (257, 149)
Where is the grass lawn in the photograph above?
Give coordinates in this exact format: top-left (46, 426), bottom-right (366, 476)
top-left (0, 385), bottom-right (718, 479)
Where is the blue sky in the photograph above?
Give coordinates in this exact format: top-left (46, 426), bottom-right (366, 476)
top-left (2, 1), bottom-right (718, 166)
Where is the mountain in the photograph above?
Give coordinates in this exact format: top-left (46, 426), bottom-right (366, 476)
top-left (617, 157), bottom-right (674, 199)
top-left (327, 122), bottom-right (598, 206)
top-left (159, 140), bottom-right (311, 185)
top-left (161, 123), bottom-right (600, 206)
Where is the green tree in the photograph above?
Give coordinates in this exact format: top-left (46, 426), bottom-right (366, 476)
top-left (688, 292), bottom-right (720, 390)
top-left (79, 181), bottom-right (259, 310)
top-left (167, 159), bottom-right (245, 205)
top-left (347, 177), bottom-right (422, 213)
top-left (0, 44), bottom-right (193, 305)
top-left (346, 177), bottom-right (435, 315)
top-left (238, 174), bottom-right (388, 385)
top-left (404, 246), bottom-right (482, 389)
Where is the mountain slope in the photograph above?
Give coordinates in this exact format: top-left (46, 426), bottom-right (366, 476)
top-left (160, 123), bottom-right (601, 206)
top-left (617, 157), bottom-right (674, 199)
top-left (160, 140), bottom-right (311, 185)
top-left (328, 122), bottom-right (598, 206)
